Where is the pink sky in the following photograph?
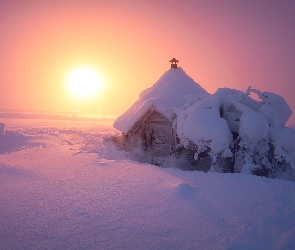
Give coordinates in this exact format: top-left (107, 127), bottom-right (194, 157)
top-left (0, 0), bottom-right (295, 123)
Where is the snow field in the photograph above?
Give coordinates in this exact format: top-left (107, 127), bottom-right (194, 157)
top-left (0, 119), bottom-right (295, 249)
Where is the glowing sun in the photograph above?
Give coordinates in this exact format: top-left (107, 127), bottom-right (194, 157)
top-left (66, 67), bottom-right (103, 99)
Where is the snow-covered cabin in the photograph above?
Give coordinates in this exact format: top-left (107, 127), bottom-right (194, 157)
top-left (114, 59), bottom-right (295, 179)
top-left (114, 62), bottom-right (210, 168)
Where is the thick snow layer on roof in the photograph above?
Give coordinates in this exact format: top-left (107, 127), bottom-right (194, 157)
top-left (114, 68), bottom-right (209, 133)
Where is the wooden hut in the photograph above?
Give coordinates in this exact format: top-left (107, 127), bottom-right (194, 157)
top-left (116, 105), bottom-right (176, 165)
top-left (114, 60), bottom-right (210, 169)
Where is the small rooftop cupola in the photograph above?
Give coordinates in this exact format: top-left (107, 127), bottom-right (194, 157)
top-left (169, 58), bottom-right (179, 69)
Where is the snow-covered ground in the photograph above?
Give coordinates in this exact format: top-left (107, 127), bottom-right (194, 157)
top-left (1, 118), bottom-right (295, 250)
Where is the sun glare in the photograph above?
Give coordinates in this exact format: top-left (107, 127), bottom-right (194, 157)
top-left (66, 67), bottom-right (103, 99)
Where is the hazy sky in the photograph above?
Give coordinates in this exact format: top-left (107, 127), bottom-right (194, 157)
top-left (1, 0), bottom-right (295, 123)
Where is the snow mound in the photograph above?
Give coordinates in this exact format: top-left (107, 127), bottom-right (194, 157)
top-left (114, 68), bottom-right (209, 134)
top-left (176, 181), bottom-right (198, 197)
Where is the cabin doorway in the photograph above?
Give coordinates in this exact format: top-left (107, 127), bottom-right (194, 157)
top-left (150, 122), bottom-right (172, 165)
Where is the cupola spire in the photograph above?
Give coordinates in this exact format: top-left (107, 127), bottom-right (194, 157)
top-left (169, 58), bottom-right (179, 69)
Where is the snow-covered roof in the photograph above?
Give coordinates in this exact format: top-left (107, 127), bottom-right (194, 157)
top-left (114, 67), bottom-right (209, 134)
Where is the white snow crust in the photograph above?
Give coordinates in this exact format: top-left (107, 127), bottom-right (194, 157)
top-left (1, 118), bottom-right (295, 250)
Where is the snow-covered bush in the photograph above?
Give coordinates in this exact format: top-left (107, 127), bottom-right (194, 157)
top-left (177, 87), bottom-right (295, 181)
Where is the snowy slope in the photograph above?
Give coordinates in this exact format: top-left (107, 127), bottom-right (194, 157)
top-left (114, 68), bottom-right (209, 134)
top-left (1, 119), bottom-right (294, 250)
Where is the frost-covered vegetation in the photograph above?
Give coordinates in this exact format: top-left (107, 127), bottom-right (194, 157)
top-left (177, 86), bottom-right (295, 181)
